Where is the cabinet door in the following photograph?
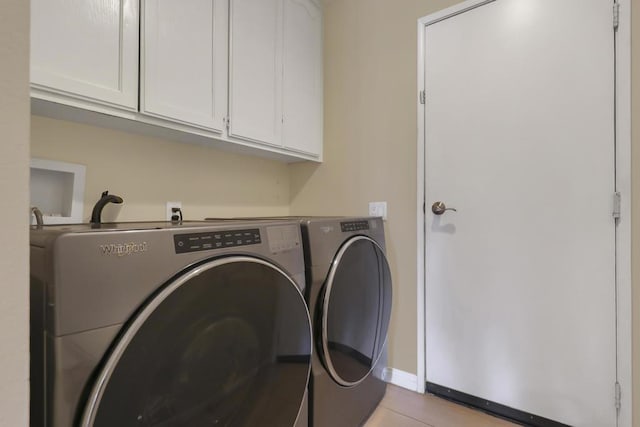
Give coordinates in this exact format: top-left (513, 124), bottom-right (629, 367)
top-left (31, 0), bottom-right (139, 110)
top-left (141, 0), bottom-right (228, 132)
top-left (229, 0), bottom-right (283, 146)
top-left (282, 0), bottom-right (323, 157)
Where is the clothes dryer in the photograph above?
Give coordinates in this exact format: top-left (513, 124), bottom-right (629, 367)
top-left (298, 217), bottom-right (392, 427)
top-left (30, 220), bottom-right (311, 427)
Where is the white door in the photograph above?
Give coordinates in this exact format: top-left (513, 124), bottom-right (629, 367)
top-left (423, 1), bottom-right (616, 426)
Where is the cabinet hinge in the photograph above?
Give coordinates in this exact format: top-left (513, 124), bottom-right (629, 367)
top-left (419, 90), bottom-right (426, 105)
top-left (613, 2), bottom-right (620, 31)
top-left (612, 192), bottom-right (621, 219)
top-left (224, 116), bottom-right (230, 131)
top-left (615, 381), bottom-right (621, 410)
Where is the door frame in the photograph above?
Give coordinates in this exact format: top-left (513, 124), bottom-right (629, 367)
top-left (415, 1), bottom-right (632, 426)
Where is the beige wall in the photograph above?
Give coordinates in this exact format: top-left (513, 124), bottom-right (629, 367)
top-left (31, 116), bottom-right (291, 221)
top-left (0, 0), bottom-right (30, 425)
top-left (290, 0), bottom-right (463, 373)
top-left (631, 1), bottom-right (639, 425)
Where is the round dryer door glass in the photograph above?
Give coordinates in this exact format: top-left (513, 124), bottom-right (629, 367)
top-left (321, 236), bottom-right (393, 386)
top-left (81, 257), bottom-right (311, 427)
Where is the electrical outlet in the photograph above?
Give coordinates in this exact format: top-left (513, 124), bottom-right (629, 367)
top-left (368, 201), bottom-right (387, 220)
top-left (166, 201), bottom-right (182, 221)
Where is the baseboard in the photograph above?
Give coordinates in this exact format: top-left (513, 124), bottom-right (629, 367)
top-left (382, 367), bottom-right (419, 392)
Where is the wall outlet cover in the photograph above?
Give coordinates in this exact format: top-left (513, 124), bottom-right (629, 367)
top-left (166, 201), bottom-right (182, 221)
top-left (368, 201), bottom-right (387, 220)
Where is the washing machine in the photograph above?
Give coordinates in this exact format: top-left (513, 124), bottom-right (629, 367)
top-left (298, 217), bottom-right (392, 427)
top-left (30, 220), bottom-right (312, 427)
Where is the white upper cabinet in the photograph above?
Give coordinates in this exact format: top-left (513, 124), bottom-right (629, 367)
top-left (282, 0), bottom-right (322, 156)
top-left (31, 0), bottom-right (139, 110)
top-left (229, 0), bottom-right (283, 146)
top-left (31, 0), bottom-right (323, 161)
top-left (141, 0), bottom-right (228, 133)
top-left (229, 0), bottom-right (322, 158)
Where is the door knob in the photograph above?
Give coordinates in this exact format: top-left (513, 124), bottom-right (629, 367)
top-left (432, 201), bottom-right (457, 215)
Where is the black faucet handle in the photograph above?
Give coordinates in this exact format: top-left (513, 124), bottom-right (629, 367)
top-left (91, 190), bottom-right (124, 224)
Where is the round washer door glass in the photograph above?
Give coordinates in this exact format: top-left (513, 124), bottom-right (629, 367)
top-left (321, 236), bottom-right (392, 386)
top-left (82, 257), bottom-right (311, 427)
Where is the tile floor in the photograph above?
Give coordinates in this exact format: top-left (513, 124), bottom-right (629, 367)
top-left (364, 385), bottom-right (519, 427)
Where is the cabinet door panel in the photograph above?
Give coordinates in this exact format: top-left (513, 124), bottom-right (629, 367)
top-left (229, 0), bottom-right (283, 145)
top-left (282, 0), bottom-right (322, 156)
top-left (142, 0), bottom-right (228, 132)
top-left (31, 0), bottom-right (138, 110)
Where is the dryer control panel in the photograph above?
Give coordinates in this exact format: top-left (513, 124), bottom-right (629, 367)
top-left (340, 220), bottom-right (369, 232)
top-left (174, 229), bottom-right (261, 253)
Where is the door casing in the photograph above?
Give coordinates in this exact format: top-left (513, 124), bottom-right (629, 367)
top-left (415, 1), bottom-right (632, 425)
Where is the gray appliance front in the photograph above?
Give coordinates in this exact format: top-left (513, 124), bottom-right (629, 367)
top-left (30, 222), bottom-right (311, 427)
top-left (317, 235), bottom-right (392, 387)
top-left (303, 217), bottom-right (393, 427)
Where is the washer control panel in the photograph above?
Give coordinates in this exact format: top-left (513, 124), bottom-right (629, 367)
top-left (340, 220), bottom-right (369, 232)
top-left (174, 228), bottom-right (261, 254)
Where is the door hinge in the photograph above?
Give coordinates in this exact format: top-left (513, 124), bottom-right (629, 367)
top-left (612, 192), bottom-right (621, 219)
top-left (613, 2), bottom-right (620, 31)
top-left (419, 90), bottom-right (426, 105)
top-left (615, 381), bottom-right (621, 410)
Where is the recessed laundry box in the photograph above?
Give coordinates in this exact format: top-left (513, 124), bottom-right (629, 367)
top-left (30, 158), bottom-right (86, 224)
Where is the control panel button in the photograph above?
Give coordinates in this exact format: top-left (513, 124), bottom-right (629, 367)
top-left (340, 220), bottom-right (370, 232)
top-left (174, 228), bottom-right (261, 254)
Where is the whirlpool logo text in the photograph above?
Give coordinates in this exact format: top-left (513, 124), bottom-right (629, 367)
top-left (99, 242), bottom-right (148, 257)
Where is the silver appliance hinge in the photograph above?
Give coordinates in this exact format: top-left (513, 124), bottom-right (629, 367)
top-left (615, 381), bottom-right (621, 410)
top-left (613, 2), bottom-right (620, 31)
top-left (419, 90), bottom-right (426, 105)
top-left (612, 192), bottom-right (621, 219)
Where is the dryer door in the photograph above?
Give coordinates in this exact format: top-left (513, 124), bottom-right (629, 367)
top-left (81, 256), bottom-right (311, 427)
top-left (320, 236), bottom-right (393, 386)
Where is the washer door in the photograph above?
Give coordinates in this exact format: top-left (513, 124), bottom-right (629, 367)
top-left (320, 236), bottom-right (393, 387)
top-left (81, 256), bottom-right (311, 427)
